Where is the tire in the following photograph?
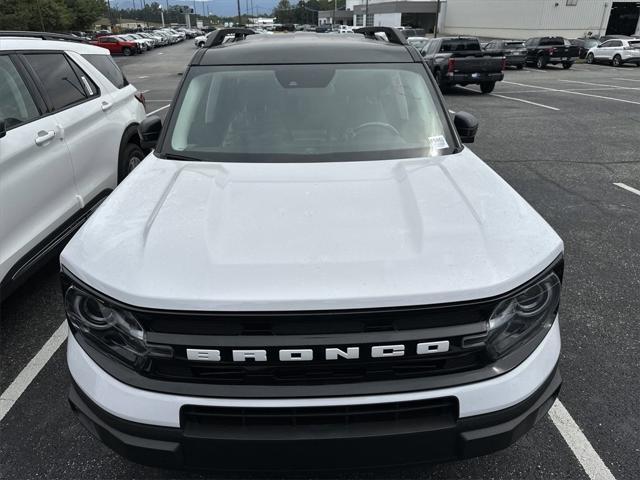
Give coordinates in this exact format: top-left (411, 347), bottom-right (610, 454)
top-left (562, 62), bottom-right (572, 69)
top-left (612, 55), bottom-right (622, 67)
top-left (586, 53), bottom-right (594, 64)
top-left (122, 46), bottom-right (132, 56)
top-left (434, 69), bottom-right (448, 92)
top-left (516, 64), bottom-right (524, 70)
top-left (480, 81), bottom-right (496, 94)
top-left (118, 143), bottom-right (145, 182)
top-left (536, 55), bottom-right (548, 69)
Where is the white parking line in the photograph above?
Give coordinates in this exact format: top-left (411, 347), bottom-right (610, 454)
top-left (0, 321), bottom-right (67, 422)
top-left (503, 81), bottom-right (640, 106)
top-left (459, 86), bottom-right (559, 111)
top-left (612, 77), bottom-right (640, 82)
top-left (558, 79), bottom-right (640, 91)
top-left (146, 104), bottom-right (170, 116)
top-left (549, 400), bottom-right (617, 480)
top-left (614, 182), bottom-right (640, 197)
top-left (490, 93), bottom-right (560, 111)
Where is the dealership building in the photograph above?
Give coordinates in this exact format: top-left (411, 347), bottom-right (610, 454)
top-left (319, 0), bottom-right (640, 38)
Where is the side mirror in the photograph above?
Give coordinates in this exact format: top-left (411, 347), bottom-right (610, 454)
top-left (0, 120), bottom-right (6, 139)
top-left (454, 111), bottom-right (478, 143)
top-left (138, 115), bottom-right (162, 150)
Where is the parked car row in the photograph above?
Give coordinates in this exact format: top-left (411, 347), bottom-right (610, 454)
top-left (91, 29), bottom-right (187, 56)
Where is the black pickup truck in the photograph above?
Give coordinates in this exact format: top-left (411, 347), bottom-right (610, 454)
top-left (422, 36), bottom-right (505, 93)
top-left (524, 37), bottom-right (580, 69)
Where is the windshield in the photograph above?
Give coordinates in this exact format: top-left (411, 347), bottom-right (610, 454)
top-left (630, 41), bottom-right (640, 48)
top-left (505, 42), bottom-right (525, 49)
top-left (408, 38), bottom-right (428, 49)
top-left (161, 64), bottom-right (456, 163)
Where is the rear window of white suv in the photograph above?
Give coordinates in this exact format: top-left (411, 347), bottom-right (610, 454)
top-left (82, 54), bottom-right (129, 88)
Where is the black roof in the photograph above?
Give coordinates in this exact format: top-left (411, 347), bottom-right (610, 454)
top-left (194, 32), bottom-right (417, 65)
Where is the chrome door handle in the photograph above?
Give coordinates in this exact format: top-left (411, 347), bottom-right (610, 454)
top-left (34, 130), bottom-right (55, 145)
top-left (101, 100), bottom-right (113, 111)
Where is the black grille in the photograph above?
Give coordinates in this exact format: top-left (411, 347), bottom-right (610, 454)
top-left (181, 397), bottom-right (458, 430)
top-left (150, 347), bottom-right (487, 385)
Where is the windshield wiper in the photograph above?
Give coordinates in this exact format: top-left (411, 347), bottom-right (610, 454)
top-left (160, 152), bottom-right (203, 162)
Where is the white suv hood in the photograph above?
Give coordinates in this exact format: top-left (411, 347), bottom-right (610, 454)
top-left (61, 150), bottom-right (562, 311)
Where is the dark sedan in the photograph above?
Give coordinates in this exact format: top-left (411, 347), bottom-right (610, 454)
top-left (570, 38), bottom-right (600, 59)
top-left (483, 40), bottom-right (527, 68)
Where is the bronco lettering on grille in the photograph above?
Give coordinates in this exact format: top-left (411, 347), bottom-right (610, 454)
top-left (186, 341), bottom-right (450, 362)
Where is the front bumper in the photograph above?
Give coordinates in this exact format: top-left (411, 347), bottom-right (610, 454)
top-left (506, 55), bottom-right (526, 66)
top-left (67, 319), bottom-right (561, 470)
top-left (446, 71), bottom-right (504, 85)
top-left (69, 367), bottom-right (561, 470)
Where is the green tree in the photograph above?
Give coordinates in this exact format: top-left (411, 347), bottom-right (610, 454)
top-left (66, 0), bottom-right (107, 30)
top-left (0, 0), bottom-right (106, 31)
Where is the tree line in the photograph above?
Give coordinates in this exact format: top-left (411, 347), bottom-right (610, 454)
top-left (0, 0), bottom-right (107, 31)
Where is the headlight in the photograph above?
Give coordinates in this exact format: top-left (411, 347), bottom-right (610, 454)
top-left (486, 271), bottom-right (562, 360)
top-left (65, 286), bottom-right (171, 369)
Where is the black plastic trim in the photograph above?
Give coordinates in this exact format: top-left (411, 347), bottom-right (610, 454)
top-left (1, 189), bottom-right (111, 301)
top-left (67, 366), bottom-right (561, 470)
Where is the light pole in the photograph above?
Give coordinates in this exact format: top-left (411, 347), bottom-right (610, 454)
top-left (159, 5), bottom-right (165, 27)
top-left (333, 0), bottom-right (336, 26)
top-left (364, 0), bottom-right (369, 27)
top-left (434, 0), bottom-right (441, 37)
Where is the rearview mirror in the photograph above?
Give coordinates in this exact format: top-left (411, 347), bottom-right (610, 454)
top-left (138, 115), bottom-right (162, 150)
top-left (454, 111), bottom-right (478, 143)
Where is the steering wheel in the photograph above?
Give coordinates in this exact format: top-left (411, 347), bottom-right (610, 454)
top-left (353, 122), bottom-right (402, 138)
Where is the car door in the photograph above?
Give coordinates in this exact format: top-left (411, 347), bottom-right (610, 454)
top-left (0, 54), bottom-right (78, 285)
top-left (608, 40), bottom-right (623, 59)
top-left (594, 40), bottom-right (612, 59)
top-left (100, 37), bottom-right (119, 54)
top-left (22, 52), bottom-right (120, 205)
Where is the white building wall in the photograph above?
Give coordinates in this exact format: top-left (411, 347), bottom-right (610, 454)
top-left (374, 12), bottom-right (402, 26)
top-left (442, 0), bottom-right (633, 39)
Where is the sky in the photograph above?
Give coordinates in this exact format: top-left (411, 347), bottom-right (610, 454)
top-left (116, 0), bottom-right (279, 18)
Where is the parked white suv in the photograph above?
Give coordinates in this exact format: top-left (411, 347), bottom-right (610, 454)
top-left (586, 38), bottom-right (640, 67)
top-left (0, 32), bottom-right (146, 299)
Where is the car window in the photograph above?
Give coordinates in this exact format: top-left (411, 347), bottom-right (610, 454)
top-left (0, 55), bottom-right (40, 129)
top-left (165, 63), bottom-right (456, 163)
top-left (440, 39), bottom-right (480, 52)
top-left (539, 37), bottom-right (564, 46)
top-left (24, 53), bottom-right (96, 110)
top-left (82, 54), bottom-right (129, 89)
top-left (505, 41), bottom-right (524, 48)
top-left (599, 41), bottom-right (611, 47)
top-left (630, 41), bottom-right (640, 47)
top-left (610, 40), bottom-right (623, 47)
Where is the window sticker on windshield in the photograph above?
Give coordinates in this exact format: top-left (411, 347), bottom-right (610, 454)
top-left (429, 135), bottom-right (449, 150)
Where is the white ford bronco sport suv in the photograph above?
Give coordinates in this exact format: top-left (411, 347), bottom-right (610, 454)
top-left (62, 28), bottom-right (564, 470)
top-left (0, 32), bottom-right (146, 299)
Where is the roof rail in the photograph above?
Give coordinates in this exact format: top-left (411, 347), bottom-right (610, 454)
top-left (0, 31), bottom-right (89, 43)
top-left (203, 28), bottom-right (256, 48)
top-left (353, 27), bottom-right (408, 45)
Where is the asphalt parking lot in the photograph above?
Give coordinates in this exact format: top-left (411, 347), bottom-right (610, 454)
top-left (1, 40), bottom-right (639, 480)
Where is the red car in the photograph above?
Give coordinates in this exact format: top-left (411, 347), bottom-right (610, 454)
top-left (91, 36), bottom-right (137, 56)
